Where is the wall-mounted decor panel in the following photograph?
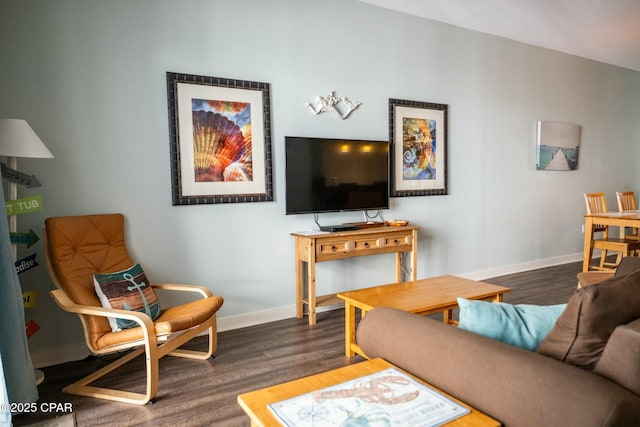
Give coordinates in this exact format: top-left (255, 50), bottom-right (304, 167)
top-left (536, 121), bottom-right (581, 171)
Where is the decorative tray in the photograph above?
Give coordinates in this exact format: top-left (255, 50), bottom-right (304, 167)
top-left (386, 220), bottom-right (409, 227)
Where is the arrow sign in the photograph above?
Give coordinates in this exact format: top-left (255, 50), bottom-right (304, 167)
top-left (5, 194), bottom-right (44, 216)
top-left (25, 319), bottom-right (40, 338)
top-left (0, 162), bottom-right (42, 188)
top-left (10, 229), bottom-right (40, 247)
top-left (15, 253), bottom-right (39, 275)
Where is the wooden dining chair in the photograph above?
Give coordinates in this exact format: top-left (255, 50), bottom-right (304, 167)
top-left (584, 192), bottom-right (640, 271)
top-left (617, 191), bottom-right (640, 240)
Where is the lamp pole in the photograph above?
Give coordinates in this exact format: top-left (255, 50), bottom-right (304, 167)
top-left (0, 119), bottom-right (54, 388)
top-left (8, 156), bottom-right (18, 261)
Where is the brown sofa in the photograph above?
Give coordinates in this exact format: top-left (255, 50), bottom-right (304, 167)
top-left (357, 306), bottom-right (640, 426)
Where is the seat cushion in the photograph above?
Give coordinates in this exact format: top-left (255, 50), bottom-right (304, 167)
top-left (95, 295), bottom-right (224, 349)
top-left (537, 269), bottom-right (640, 369)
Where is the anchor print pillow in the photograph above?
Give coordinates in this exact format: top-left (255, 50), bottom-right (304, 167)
top-left (94, 264), bottom-right (161, 331)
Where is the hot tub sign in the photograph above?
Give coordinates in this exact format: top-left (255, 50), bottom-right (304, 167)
top-left (5, 194), bottom-right (44, 216)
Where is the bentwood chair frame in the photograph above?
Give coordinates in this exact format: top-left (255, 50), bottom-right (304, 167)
top-left (616, 191), bottom-right (640, 240)
top-left (44, 213), bottom-right (224, 405)
top-left (584, 192), bottom-right (640, 271)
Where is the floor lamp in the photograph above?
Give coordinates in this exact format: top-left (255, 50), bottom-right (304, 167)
top-left (0, 118), bottom-right (54, 385)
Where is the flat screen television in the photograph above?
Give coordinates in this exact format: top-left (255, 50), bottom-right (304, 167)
top-left (285, 136), bottom-right (390, 215)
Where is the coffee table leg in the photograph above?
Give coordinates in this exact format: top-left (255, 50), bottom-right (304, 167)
top-left (344, 301), bottom-right (356, 357)
top-left (443, 308), bottom-right (453, 324)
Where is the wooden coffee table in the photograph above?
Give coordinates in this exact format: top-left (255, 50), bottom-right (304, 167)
top-left (337, 275), bottom-right (511, 357)
top-left (237, 358), bottom-right (500, 427)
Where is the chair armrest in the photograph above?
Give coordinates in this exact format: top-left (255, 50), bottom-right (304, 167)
top-left (150, 283), bottom-right (213, 298)
top-left (50, 289), bottom-right (156, 332)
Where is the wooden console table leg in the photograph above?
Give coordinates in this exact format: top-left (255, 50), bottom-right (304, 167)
top-left (394, 252), bottom-right (402, 283)
top-left (395, 229), bottom-right (419, 282)
top-left (307, 252), bottom-right (317, 326)
top-left (410, 228), bottom-right (418, 280)
top-left (295, 258), bottom-right (304, 319)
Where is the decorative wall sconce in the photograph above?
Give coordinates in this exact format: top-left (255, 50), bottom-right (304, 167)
top-left (306, 91), bottom-right (362, 119)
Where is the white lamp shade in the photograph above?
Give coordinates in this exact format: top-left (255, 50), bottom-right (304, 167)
top-left (0, 119), bottom-right (54, 158)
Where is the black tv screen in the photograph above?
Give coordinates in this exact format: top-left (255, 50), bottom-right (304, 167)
top-left (285, 136), bottom-right (390, 215)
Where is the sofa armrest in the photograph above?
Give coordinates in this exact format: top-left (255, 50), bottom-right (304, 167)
top-left (357, 307), bottom-right (640, 427)
top-left (594, 318), bottom-right (640, 395)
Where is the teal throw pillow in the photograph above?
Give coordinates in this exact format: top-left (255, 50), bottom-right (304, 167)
top-left (457, 297), bottom-right (566, 351)
top-left (94, 263), bottom-right (161, 331)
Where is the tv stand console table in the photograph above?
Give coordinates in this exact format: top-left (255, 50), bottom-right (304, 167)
top-left (291, 225), bottom-right (419, 325)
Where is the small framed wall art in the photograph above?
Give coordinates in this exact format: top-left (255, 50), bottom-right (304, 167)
top-left (166, 72), bottom-right (273, 205)
top-left (536, 121), bottom-right (581, 171)
top-left (389, 98), bottom-right (448, 197)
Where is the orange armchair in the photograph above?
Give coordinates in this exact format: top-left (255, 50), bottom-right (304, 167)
top-left (44, 213), bottom-right (224, 405)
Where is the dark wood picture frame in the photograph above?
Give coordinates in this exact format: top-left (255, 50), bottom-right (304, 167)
top-left (166, 72), bottom-right (273, 205)
top-left (389, 98), bottom-right (448, 197)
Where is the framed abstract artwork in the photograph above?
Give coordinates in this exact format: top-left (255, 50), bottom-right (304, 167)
top-left (389, 98), bottom-right (448, 197)
top-left (166, 72), bottom-right (273, 205)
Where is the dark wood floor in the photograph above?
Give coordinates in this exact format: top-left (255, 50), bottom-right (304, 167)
top-left (14, 261), bottom-right (582, 427)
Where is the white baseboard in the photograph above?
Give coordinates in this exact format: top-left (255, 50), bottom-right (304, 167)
top-left (457, 252), bottom-right (583, 281)
top-left (31, 343), bottom-right (90, 369)
top-left (217, 305), bottom-right (296, 332)
top-left (216, 303), bottom-right (343, 332)
top-left (33, 252), bottom-right (583, 367)
top-left (219, 252), bottom-right (584, 331)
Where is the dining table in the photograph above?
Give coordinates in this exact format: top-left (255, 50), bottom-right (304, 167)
top-left (582, 210), bottom-right (640, 271)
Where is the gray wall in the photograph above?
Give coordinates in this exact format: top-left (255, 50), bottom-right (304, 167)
top-left (1, 0), bottom-right (639, 366)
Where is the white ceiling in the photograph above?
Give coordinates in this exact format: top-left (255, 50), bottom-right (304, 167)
top-left (358, 0), bottom-right (640, 72)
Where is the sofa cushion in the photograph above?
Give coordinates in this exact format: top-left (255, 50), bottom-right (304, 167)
top-left (457, 298), bottom-right (566, 351)
top-left (593, 319), bottom-right (640, 395)
top-left (94, 263), bottom-right (161, 331)
top-left (537, 269), bottom-right (640, 369)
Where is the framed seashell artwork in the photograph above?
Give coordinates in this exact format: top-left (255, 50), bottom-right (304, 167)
top-left (166, 72), bottom-right (273, 205)
top-left (389, 98), bottom-right (448, 197)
